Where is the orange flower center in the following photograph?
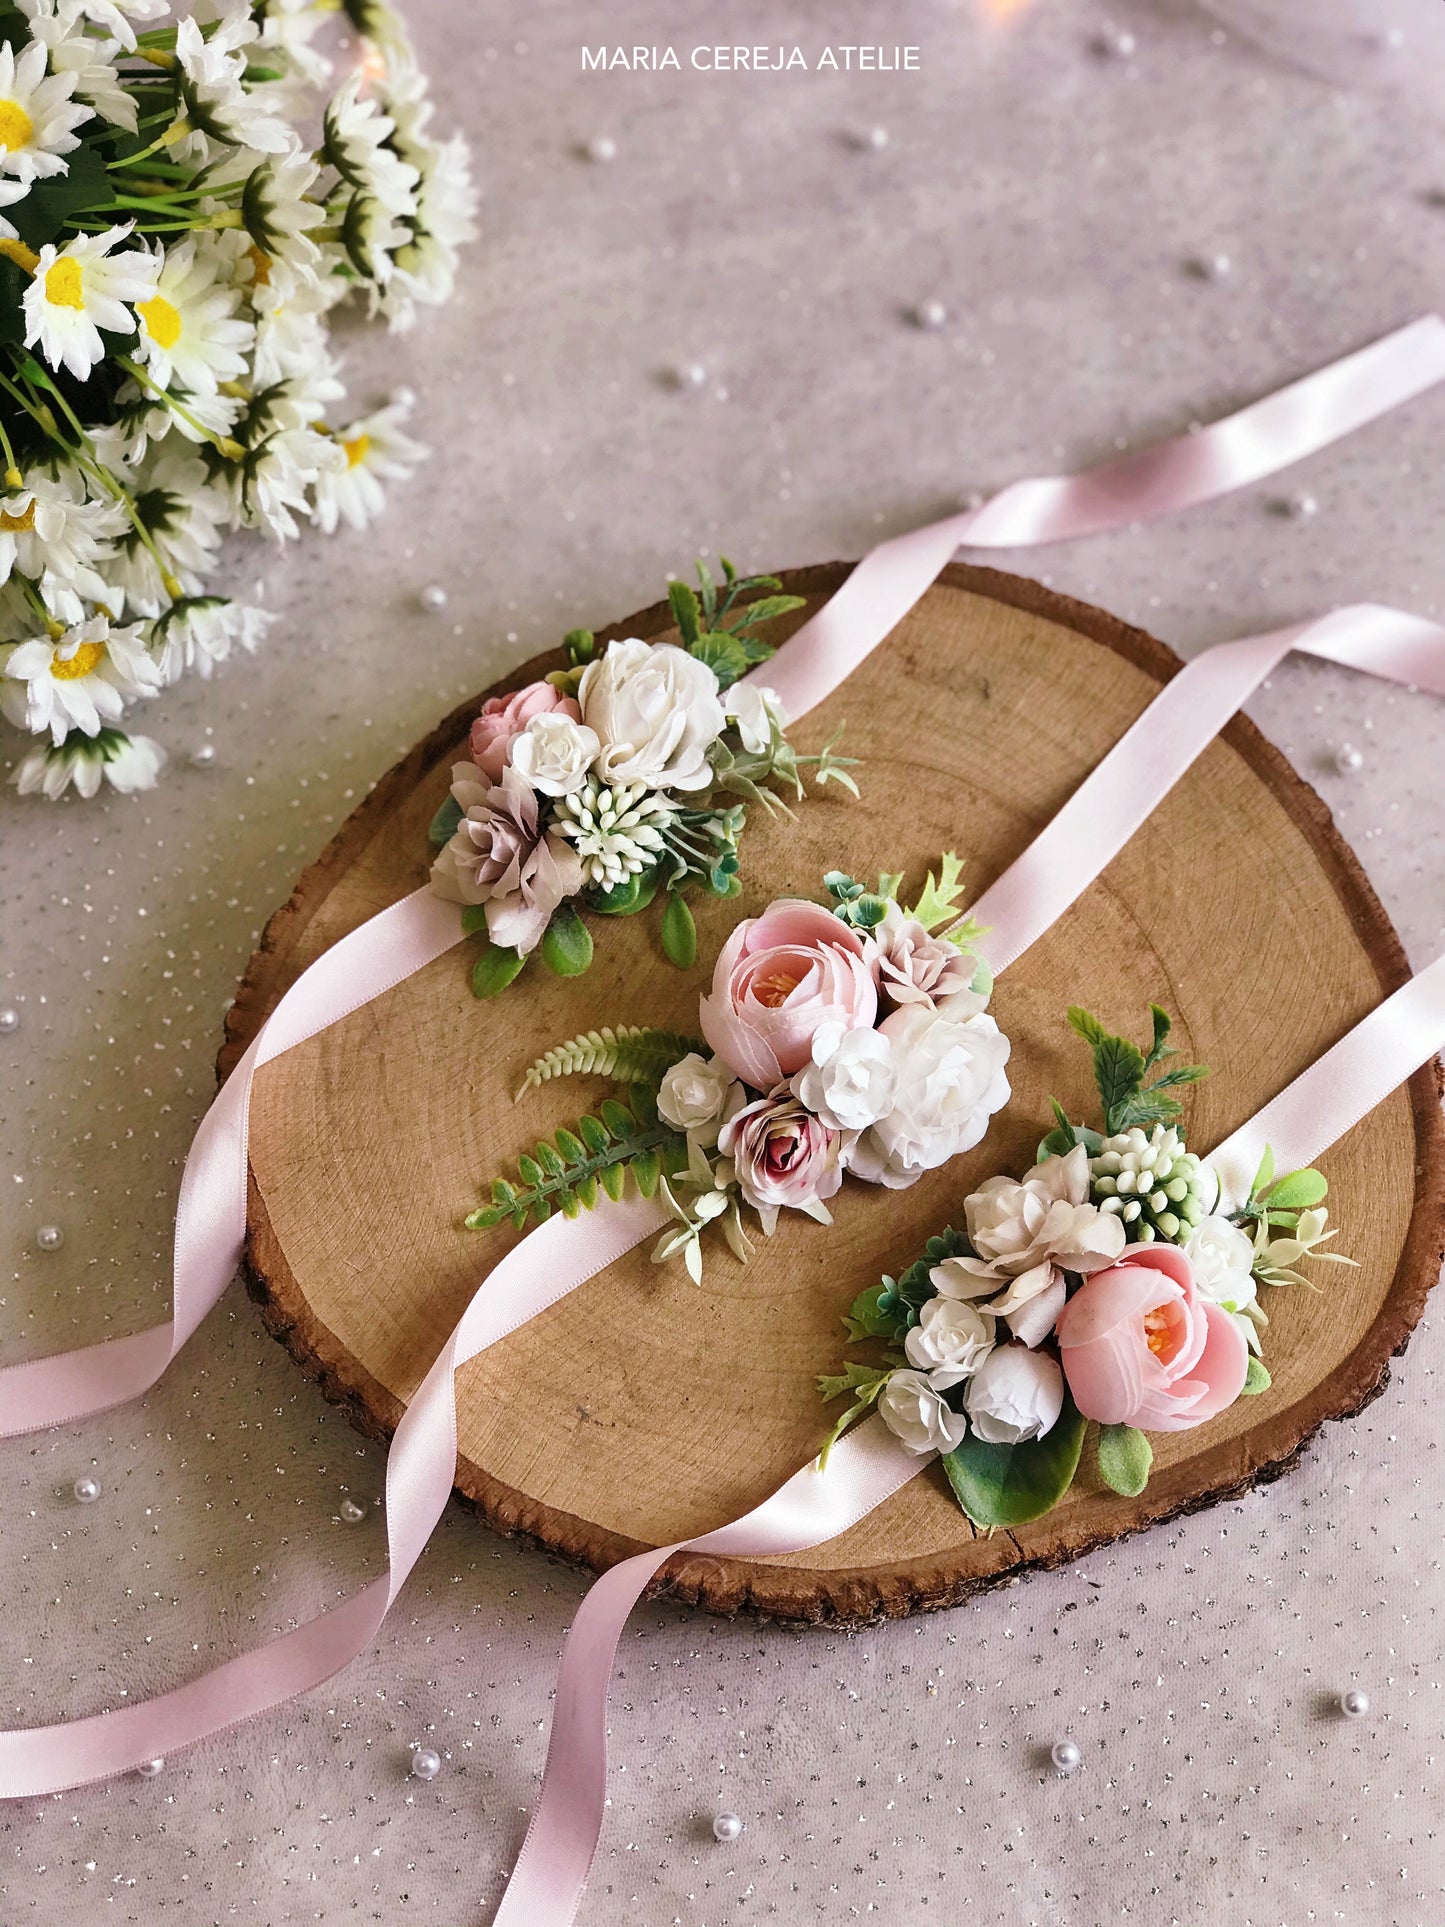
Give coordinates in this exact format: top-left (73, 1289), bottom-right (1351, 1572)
top-left (52, 640), bottom-right (105, 681)
top-left (1142, 1301), bottom-right (1179, 1360)
top-left (752, 966), bottom-right (802, 1009)
top-left (0, 499), bottom-right (36, 532)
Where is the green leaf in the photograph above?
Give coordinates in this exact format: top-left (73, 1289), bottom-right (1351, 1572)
top-left (689, 628), bottom-right (750, 689)
top-left (1249, 1145), bottom-right (1276, 1201)
top-left (1066, 1005), bottom-right (1110, 1048)
top-left (471, 942), bottom-right (527, 999)
top-left (11, 138), bottom-right (109, 250)
top-left (599, 1098), bottom-right (636, 1137)
top-left (1262, 1168), bottom-right (1328, 1210)
top-left (1096, 1424), bottom-right (1153, 1497)
top-left (629, 1146), bottom-right (662, 1196)
top-left (540, 901), bottom-right (594, 977)
top-left (1242, 1357), bottom-right (1272, 1395)
top-left (668, 579), bottom-right (701, 646)
top-left (695, 559), bottom-right (717, 621)
top-left (907, 852), bottom-right (969, 933)
top-left (599, 1160), bottom-right (627, 1201)
top-left (515, 1025), bottom-right (706, 1098)
top-left (942, 1400), bottom-right (1087, 1528)
top-left (842, 1284), bottom-right (911, 1343)
top-left (1094, 1033), bottom-right (1147, 1132)
top-left (563, 627), bottom-right (596, 666)
top-left (726, 593), bottom-right (807, 633)
top-left (660, 891), bottom-right (698, 969)
top-left (1143, 1004), bottom-right (1173, 1071)
top-left (460, 904), bottom-right (490, 935)
top-left (428, 793), bottom-right (463, 848)
top-left (589, 869), bottom-right (660, 916)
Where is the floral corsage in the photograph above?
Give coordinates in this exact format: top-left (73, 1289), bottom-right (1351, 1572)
top-left (821, 1005), bottom-right (1354, 1528)
top-left (467, 856), bottom-right (1012, 1276)
top-left (429, 561), bottom-right (856, 997)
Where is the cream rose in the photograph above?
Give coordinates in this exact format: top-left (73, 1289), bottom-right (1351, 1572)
top-left (790, 1023), bottom-right (897, 1133)
top-left (877, 1369), bottom-right (969, 1456)
top-left (903, 1297), bottom-right (995, 1389)
top-left (656, 1052), bottom-right (743, 1148)
top-left (963, 1145), bottom-right (1125, 1278)
top-left (847, 1005), bottom-right (1011, 1190)
top-left (578, 638), bottom-right (725, 790)
top-left (508, 711), bottom-right (600, 796)
top-left (723, 682), bottom-right (785, 754)
top-left (963, 1345), bottom-right (1064, 1445)
top-left (1184, 1214), bottom-right (1259, 1313)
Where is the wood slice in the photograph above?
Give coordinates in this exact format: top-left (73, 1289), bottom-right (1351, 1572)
top-left (223, 564), bottom-right (1445, 1625)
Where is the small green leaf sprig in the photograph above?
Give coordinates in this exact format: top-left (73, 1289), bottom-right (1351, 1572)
top-left (431, 556), bottom-right (859, 999)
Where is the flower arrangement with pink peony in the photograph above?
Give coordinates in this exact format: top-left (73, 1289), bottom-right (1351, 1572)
top-left (428, 560), bottom-right (856, 996)
top-left (819, 1005), bottom-right (1355, 1527)
top-left (468, 854), bottom-right (1009, 1274)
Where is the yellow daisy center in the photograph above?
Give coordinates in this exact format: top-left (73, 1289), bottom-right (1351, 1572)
top-left (44, 257), bottom-right (85, 310)
top-left (0, 500), bottom-right (36, 532)
top-left (245, 243), bottom-right (272, 287)
top-left (343, 433), bottom-right (371, 468)
top-left (137, 293), bottom-right (183, 350)
top-left (0, 99), bottom-right (35, 151)
top-left (52, 641), bottom-right (105, 681)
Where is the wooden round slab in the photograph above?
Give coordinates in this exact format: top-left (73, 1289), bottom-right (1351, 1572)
top-left (224, 564), bottom-right (1444, 1624)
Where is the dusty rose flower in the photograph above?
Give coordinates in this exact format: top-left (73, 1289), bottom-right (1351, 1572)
top-left (469, 680), bottom-right (581, 782)
top-left (699, 897), bottom-right (878, 1088)
top-left (874, 900), bottom-right (987, 1017)
top-left (1055, 1245), bottom-right (1250, 1433)
top-left (717, 1088), bottom-right (846, 1234)
top-left (429, 760), bottom-right (583, 955)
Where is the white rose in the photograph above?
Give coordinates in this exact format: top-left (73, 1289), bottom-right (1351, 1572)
top-left (847, 1005), bottom-right (1011, 1190)
top-left (656, 1052), bottom-right (743, 1148)
top-left (903, 1297), bottom-right (995, 1389)
top-left (963, 1345), bottom-right (1064, 1445)
top-left (508, 712), bottom-right (600, 796)
top-left (962, 1144), bottom-right (1125, 1278)
top-left (724, 681), bottom-right (785, 755)
top-left (791, 1022), bottom-right (898, 1133)
top-left (1184, 1213), bottom-right (1258, 1313)
top-left (578, 638), bottom-right (725, 791)
top-left (877, 1369), bottom-right (969, 1457)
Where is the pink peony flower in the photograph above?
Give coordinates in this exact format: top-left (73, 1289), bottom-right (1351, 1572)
top-left (698, 898), bottom-right (879, 1088)
top-left (429, 760), bottom-right (584, 955)
top-left (1054, 1244), bottom-right (1249, 1434)
top-left (717, 1088), bottom-right (846, 1234)
top-left (469, 680), bottom-right (581, 782)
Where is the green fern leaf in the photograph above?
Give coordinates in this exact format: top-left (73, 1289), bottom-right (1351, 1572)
top-left (513, 1024), bottom-right (707, 1101)
top-left (469, 1099), bottom-right (684, 1232)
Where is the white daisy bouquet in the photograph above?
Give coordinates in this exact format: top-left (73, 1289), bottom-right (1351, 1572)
top-left (0, 0), bottom-right (476, 799)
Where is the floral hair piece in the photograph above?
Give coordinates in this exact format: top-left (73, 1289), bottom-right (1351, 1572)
top-left (468, 855), bottom-right (1012, 1275)
top-left (821, 1005), bottom-right (1355, 1528)
top-left (429, 560), bottom-right (857, 997)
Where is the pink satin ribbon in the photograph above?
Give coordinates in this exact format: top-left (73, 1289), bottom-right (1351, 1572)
top-left (3, 322), bottom-right (1444, 1915)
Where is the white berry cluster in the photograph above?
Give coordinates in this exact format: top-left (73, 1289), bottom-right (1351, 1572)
top-left (1089, 1124), bottom-right (1207, 1242)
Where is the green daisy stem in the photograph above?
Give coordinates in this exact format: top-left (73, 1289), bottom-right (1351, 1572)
top-left (107, 115), bottom-right (190, 165)
top-left (14, 573), bottom-right (64, 640)
top-left (113, 356), bottom-right (244, 463)
top-left (0, 413), bottom-right (21, 489)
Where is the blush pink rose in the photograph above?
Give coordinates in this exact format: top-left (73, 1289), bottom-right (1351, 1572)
top-left (698, 898), bottom-right (879, 1088)
top-left (1055, 1244), bottom-right (1249, 1434)
top-left (469, 681), bottom-right (581, 781)
top-left (717, 1089), bottom-right (845, 1234)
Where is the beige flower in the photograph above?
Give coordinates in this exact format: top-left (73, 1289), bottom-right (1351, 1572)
top-left (874, 900), bottom-right (987, 1017)
top-left (429, 760), bottom-right (583, 955)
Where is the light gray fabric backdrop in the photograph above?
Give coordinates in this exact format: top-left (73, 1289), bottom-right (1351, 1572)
top-left (3, 2), bottom-right (1443, 1921)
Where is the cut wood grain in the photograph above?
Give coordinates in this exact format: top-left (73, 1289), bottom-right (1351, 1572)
top-left (223, 564), bottom-right (1445, 1625)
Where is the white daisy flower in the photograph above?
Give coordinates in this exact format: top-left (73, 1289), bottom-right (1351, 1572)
top-left (153, 592), bottom-right (273, 683)
top-left (108, 445), bottom-right (227, 613)
top-left (174, 6), bottom-right (290, 154)
top-left (135, 235), bottom-right (255, 394)
top-left (0, 176), bottom-right (30, 240)
top-left (341, 187), bottom-right (411, 286)
top-left (0, 36), bottom-right (92, 185)
top-left (66, 0), bottom-right (167, 55)
top-left (2, 612), bottom-right (161, 743)
top-left (231, 422), bottom-right (342, 542)
top-left (18, 0), bottom-right (137, 133)
top-left (237, 142), bottom-right (323, 293)
top-left (255, 0), bottom-right (334, 89)
top-left (249, 271), bottom-right (334, 385)
top-left (114, 379), bottom-right (243, 461)
top-left (312, 399), bottom-right (427, 534)
top-left (379, 133), bottom-right (476, 326)
top-left (323, 72), bottom-right (419, 216)
top-left (10, 724), bottom-right (165, 797)
top-left (0, 467), bottom-right (125, 598)
top-left (22, 222), bottom-right (158, 380)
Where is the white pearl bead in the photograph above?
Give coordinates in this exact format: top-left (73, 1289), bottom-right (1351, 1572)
top-left (712, 1810), bottom-right (745, 1842)
top-left (0, 1005), bottom-right (18, 1034)
top-left (338, 1498), bottom-right (366, 1524)
top-left (674, 361), bottom-right (708, 390)
top-left (73, 1475), bottom-right (101, 1504)
top-left (419, 584), bottom-right (449, 613)
top-left (1050, 1738), bottom-right (1082, 1775)
top-left (1097, 26), bottom-right (1137, 57)
top-left (392, 384), bottom-right (417, 410)
top-left (1340, 1687), bottom-right (1371, 1718)
top-left (863, 125), bottom-right (889, 150)
top-left (137, 1757), bottom-right (165, 1778)
top-left (1288, 491), bottom-right (1319, 518)
top-left (189, 743), bottom-right (216, 769)
top-left (914, 299), bottom-right (948, 330)
top-left (36, 1223), bottom-right (64, 1252)
top-left (1335, 743), bottom-right (1364, 775)
top-left (958, 490), bottom-right (987, 514)
top-left (586, 135), bottom-right (617, 163)
top-left (1380, 26), bottom-right (1405, 51)
top-left (411, 1746), bottom-right (442, 1780)
top-left (1198, 251), bottom-right (1232, 281)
